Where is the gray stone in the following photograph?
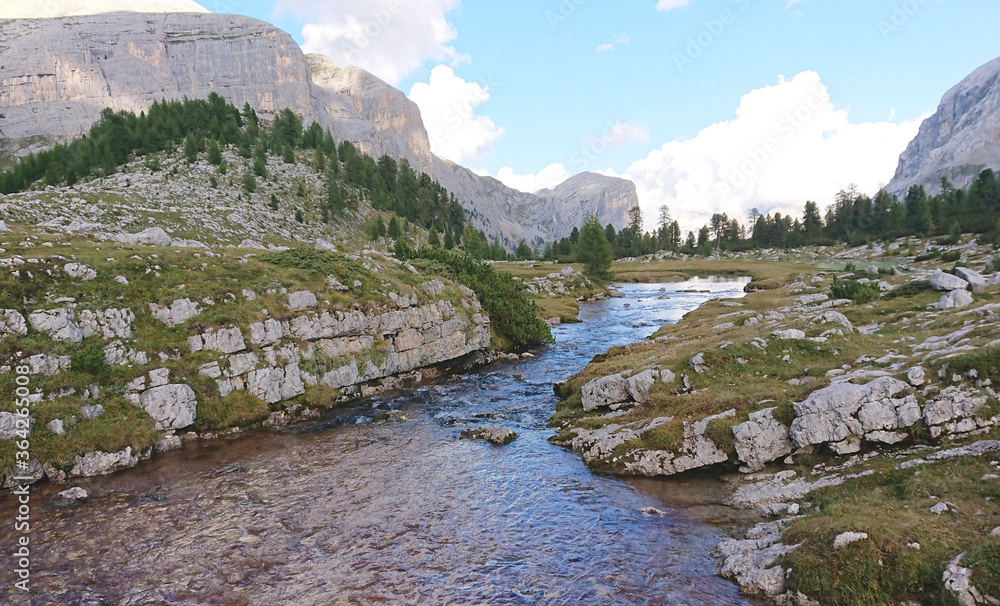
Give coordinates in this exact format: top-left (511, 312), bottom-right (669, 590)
top-left (625, 369), bottom-right (658, 404)
top-left (0, 411), bottom-right (32, 440)
top-left (28, 308), bottom-right (83, 343)
top-left (148, 367), bottom-right (170, 388)
top-left (63, 262), bottom-right (96, 280)
top-left (288, 290), bottom-right (318, 311)
top-left (937, 289), bottom-right (974, 310)
top-left (790, 377), bottom-right (911, 447)
top-left (734, 408), bottom-right (793, 472)
top-left (155, 435), bottom-right (183, 453)
top-left (833, 532), bottom-right (869, 548)
top-left (25, 354), bottom-right (70, 376)
top-left (132, 227), bottom-right (172, 246)
top-left (460, 427), bottom-right (517, 445)
top-left (80, 404), bottom-right (104, 420)
top-left (813, 311), bottom-right (854, 333)
top-left (148, 298), bottom-right (200, 326)
top-left (46, 419), bottom-right (65, 435)
top-left (581, 373), bottom-right (631, 412)
top-left (943, 553), bottom-right (991, 606)
top-left (955, 267), bottom-right (987, 294)
top-left (930, 270), bottom-right (972, 292)
top-left (907, 366), bottom-right (926, 387)
top-left (70, 447), bottom-right (140, 477)
top-left (772, 329), bottom-right (806, 340)
top-left (689, 352), bottom-right (709, 373)
top-left (140, 384), bottom-right (197, 430)
top-left (0, 309), bottom-right (27, 339)
top-left (249, 318), bottom-right (283, 346)
top-left (51, 487), bottom-right (88, 507)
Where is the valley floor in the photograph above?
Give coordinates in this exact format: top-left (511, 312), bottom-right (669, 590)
top-left (535, 238), bottom-right (1000, 605)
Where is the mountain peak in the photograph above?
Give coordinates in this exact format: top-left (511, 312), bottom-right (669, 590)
top-left (0, 0), bottom-right (209, 19)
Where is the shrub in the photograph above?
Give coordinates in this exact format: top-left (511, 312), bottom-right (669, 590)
top-left (830, 278), bottom-right (881, 304)
top-left (195, 391), bottom-right (270, 431)
top-left (415, 247), bottom-right (552, 347)
top-left (883, 280), bottom-right (932, 300)
top-left (913, 249), bottom-right (940, 262)
top-left (941, 250), bottom-right (961, 263)
top-left (260, 248), bottom-right (369, 286)
top-left (71, 343), bottom-right (106, 375)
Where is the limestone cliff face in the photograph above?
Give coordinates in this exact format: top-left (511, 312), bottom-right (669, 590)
top-left (0, 10), bottom-right (636, 244)
top-left (536, 173), bottom-right (639, 240)
top-left (0, 12), bottom-right (324, 157)
top-left (888, 56), bottom-right (1000, 197)
top-left (307, 54), bottom-right (434, 176)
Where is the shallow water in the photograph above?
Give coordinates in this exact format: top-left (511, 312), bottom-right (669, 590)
top-left (1, 278), bottom-right (756, 606)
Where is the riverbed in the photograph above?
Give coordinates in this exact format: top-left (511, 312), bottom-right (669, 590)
top-left (1, 278), bottom-right (755, 605)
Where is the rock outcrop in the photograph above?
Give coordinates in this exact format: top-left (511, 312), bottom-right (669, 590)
top-left (888, 56), bottom-right (1000, 197)
top-left (535, 172), bottom-right (639, 240)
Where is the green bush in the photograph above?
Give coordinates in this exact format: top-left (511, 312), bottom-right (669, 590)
top-left (883, 280), bottom-right (932, 300)
top-left (830, 278), bottom-right (881, 304)
top-left (941, 250), bottom-right (961, 263)
top-left (415, 247), bottom-right (552, 347)
top-left (913, 249), bottom-right (940, 262)
top-left (260, 248), bottom-right (369, 285)
top-left (71, 343), bottom-right (106, 375)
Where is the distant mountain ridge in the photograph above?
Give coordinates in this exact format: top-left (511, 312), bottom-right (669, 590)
top-left (0, 9), bottom-right (637, 248)
top-left (888, 56), bottom-right (1000, 198)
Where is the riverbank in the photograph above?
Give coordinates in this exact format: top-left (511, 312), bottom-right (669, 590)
top-left (0, 224), bottom-right (503, 490)
top-left (545, 237), bottom-right (1000, 604)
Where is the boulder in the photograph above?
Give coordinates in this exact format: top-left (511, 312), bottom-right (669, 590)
top-left (140, 384), bottom-right (197, 430)
top-left (46, 419), bottom-right (65, 435)
top-left (0, 309), bottom-right (27, 339)
top-left (833, 532), bottom-right (869, 548)
top-left (249, 318), bottom-right (283, 346)
top-left (314, 238), bottom-right (338, 252)
top-left (989, 273), bottom-right (1000, 289)
top-left (25, 354), bottom-right (71, 376)
top-left (70, 447), bottom-right (140, 477)
top-left (63, 262), bottom-right (97, 280)
top-left (0, 411), bottom-right (32, 439)
top-left (189, 327), bottom-right (246, 354)
top-left (689, 353), bottom-right (709, 373)
top-left (813, 311), bottom-right (854, 333)
top-left (581, 372), bottom-right (631, 411)
top-left (460, 427), bottom-right (517, 445)
top-left (625, 369), bottom-right (658, 404)
top-left (907, 367), bottom-right (926, 387)
top-left (80, 404), bottom-right (104, 420)
top-left (247, 364), bottom-right (305, 404)
top-left (28, 308), bottom-right (83, 343)
top-left (789, 377), bottom-right (912, 448)
top-left (133, 227), bottom-right (172, 246)
top-left (943, 554), bottom-right (993, 606)
top-left (772, 329), bottom-right (806, 340)
top-left (51, 487), bottom-right (88, 507)
top-left (734, 408), bottom-right (793, 472)
top-left (936, 289), bottom-right (974, 310)
top-left (930, 270), bottom-right (971, 292)
top-left (954, 267), bottom-right (987, 294)
top-left (288, 290), bottom-right (318, 311)
top-left (149, 298), bottom-right (200, 326)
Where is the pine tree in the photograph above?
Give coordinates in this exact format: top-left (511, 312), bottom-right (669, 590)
top-left (576, 214), bottom-right (613, 278)
top-left (269, 194), bottom-right (279, 210)
top-left (208, 139), bottom-right (223, 165)
top-left (428, 227), bottom-right (441, 247)
top-left (184, 133), bottom-right (198, 164)
top-left (387, 216), bottom-right (402, 239)
top-left (295, 209), bottom-right (304, 223)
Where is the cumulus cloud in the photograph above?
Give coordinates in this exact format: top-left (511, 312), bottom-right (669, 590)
top-left (617, 71), bottom-right (922, 233)
top-left (408, 65), bottom-right (506, 164)
top-left (599, 121), bottom-right (651, 148)
top-left (493, 163), bottom-right (571, 194)
top-left (656, 0), bottom-right (698, 11)
top-left (276, 0), bottom-right (466, 86)
top-left (596, 33), bottom-right (631, 52)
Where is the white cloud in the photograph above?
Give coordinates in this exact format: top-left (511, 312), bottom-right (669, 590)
top-left (596, 33), bottom-right (631, 52)
top-left (656, 0), bottom-right (698, 11)
top-left (618, 71), bottom-right (923, 233)
top-left (600, 121), bottom-right (651, 148)
top-left (493, 163), bottom-right (571, 194)
top-left (408, 65), bottom-right (506, 164)
top-left (276, 0), bottom-right (466, 86)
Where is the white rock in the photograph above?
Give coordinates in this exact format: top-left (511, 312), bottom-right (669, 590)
top-left (63, 262), bottom-right (97, 280)
top-left (625, 369), bottom-right (658, 404)
top-left (148, 298), bottom-right (200, 326)
top-left (0, 309), bottom-right (28, 339)
top-left (813, 311), bottom-right (853, 333)
top-left (314, 238), bottom-right (338, 252)
top-left (581, 373), bottom-right (631, 411)
top-left (734, 407), bottom-right (793, 472)
top-left (46, 419), bottom-right (65, 435)
top-left (833, 531), bottom-right (869, 548)
top-left (930, 270), bottom-right (972, 292)
top-left (790, 377), bottom-right (911, 448)
top-left (907, 366), bottom-right (926, 387)
top-left (28, 308), bottom-right (83, 343)
top-left (80, 404), bottom-right (104, 420)
top-left (148, 367), bottom-right (170, 387)
top-left (689, 352), bottom-right (709, 373)
top-left (944, 553), bottom-right (991, 606)
top-left (249, 318), bottom-right (283, 346)
top-left (140, 384), bottom-right (197, 430)
top-left (133, 227), bottom-right (172, 246)
top-left (115, 275), bottom-right (129, 285)
top-left (930, 502), bottom-right (952, 514)
top-left (288, 290), bottom-right (318, 311)
top-left (70, 447), bottom-right (139, 477)
top-left (936, 289), bottom-right (974, 310)
top-left (52, 487), bottom-right (88, 507)
top-left (772, 329), bottom-right (806, 340)
top-left (954, 267), bottom-right (986, 294)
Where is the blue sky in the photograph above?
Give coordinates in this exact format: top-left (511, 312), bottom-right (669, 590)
top-left (214, 0), bottom-right (998, 229)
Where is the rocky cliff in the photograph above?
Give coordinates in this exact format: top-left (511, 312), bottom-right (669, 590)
top-left (888, 56), bottom-right (1000, 197)
top-left (0, 9), bottom-right (637, 246)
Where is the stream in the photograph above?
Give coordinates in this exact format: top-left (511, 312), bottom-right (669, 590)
top-left (1, 278), bottom-right (756, 606)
